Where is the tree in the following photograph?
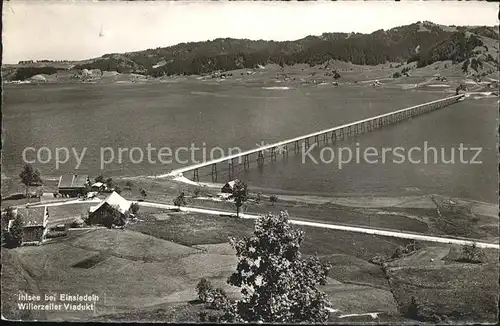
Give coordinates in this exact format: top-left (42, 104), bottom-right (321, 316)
top-left (140, 188), bottom-right (147, 199)
top-left (196, 278), bottom-right (214, 303)
top-left (19, 164), bottom-right (42, 198)
top-left (129, 202), bottom-right (140, 215)
top-left (114, 185), bottom-right (122, 195)
top-left (173, 192), bottom-right (187, 208)
top-left (456, 84), bottom-right (466, 95)
top-left (231, 180), bottom-right (248, 218)
top-left (269, 195), bottom-right (279, 206)
top-left (9, 214), bottom-right (24, 248)
top-left (95, 175), bottom-right (105, 183)
top-left (1, 206), bottom-right (15, 229)
top-left (105, 177), bottom-right (114, 189)
top-left (1, 207), bottom-right (16, 247)
top-left (333, 70), bottom-right (341, 80)
top-left (461, 59), bottom-right (470, 74)
top-left (224, 211), bottom-right (331, 323)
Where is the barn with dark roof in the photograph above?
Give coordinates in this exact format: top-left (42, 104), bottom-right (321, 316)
top-left (57, 174), bottom-right (90, 197)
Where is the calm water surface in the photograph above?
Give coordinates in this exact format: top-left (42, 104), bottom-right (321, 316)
top-left (2, 82), bottom-right (497, 203)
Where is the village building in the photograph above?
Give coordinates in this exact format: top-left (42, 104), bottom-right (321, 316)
top-left (8, 207), bottom-right (48, 245)
top-left (221, 179), bottom-right (240, 194)
top-left (88, 191), bottom-right (131, 226)
top-left (57, 174), bottom-right (90, 197)
top-left (90, 182), bottom-right (107, 192)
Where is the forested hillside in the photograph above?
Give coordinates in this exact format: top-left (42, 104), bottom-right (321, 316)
top-left (6, 21), bottom-right (499, 80)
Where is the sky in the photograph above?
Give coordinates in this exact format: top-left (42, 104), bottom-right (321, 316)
top-left (3, 1), bottom-right (499, 64)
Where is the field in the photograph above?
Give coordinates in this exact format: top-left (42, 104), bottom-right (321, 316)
top-left (387, 262), bottom-right (499, 323)
top-left (2, 198), bottom-right (498, 323)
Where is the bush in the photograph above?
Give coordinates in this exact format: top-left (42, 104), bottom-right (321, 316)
top-left (369, 254), bottom-right (390, 266)
top-left (209, 288), bottom-right (228, 310)
top-left (70, 217), bottom-right (85, 228)
top-left (173, 192), bottom-right (187, 208)
top-left (193, 188), bottom-right (201, 198)
top-left (124, 181), bottom-right (133, 190)
top-left (13, 67), bottom-right (59, 81)
top-left (391, 241), bottom-right (419, 259)
top-left (196, 278), bottom-right (214, 303)
top-left (405, 296), bottom-right (442, 322)
top-left (459, 243), bottom-right (486, 263)
top-left (392, 71), bottom-right (402, 78)
top-left (269, 195), bottom-right (279, 205)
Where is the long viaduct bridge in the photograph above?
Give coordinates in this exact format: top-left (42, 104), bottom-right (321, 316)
top-left (166, 94), bottom-right (465, 182)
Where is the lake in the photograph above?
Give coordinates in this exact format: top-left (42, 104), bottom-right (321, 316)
top-left (2, 81), bottom-right (497, 203)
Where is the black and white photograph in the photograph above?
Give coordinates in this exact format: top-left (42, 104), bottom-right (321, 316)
top-left (1, 0), bottom-right (499, 323)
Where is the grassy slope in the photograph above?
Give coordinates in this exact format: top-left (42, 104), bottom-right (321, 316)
top-left (387, 262), bottom-right (499, 323)
top-left (4, 209), bottom-right (497, 322)
top-left (1, 249), bottom-right (47, 321)
top-left (4, 223), bottom-right (248, 321)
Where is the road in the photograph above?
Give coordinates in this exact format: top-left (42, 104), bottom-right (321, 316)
top-left (138, 201), bottom-right (499, 249)
top-left (28, 197), bottom-right (498, 249)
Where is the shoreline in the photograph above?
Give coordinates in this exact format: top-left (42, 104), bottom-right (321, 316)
top-left (154, 174), bottom-right (499, 217)
top-left (2, 172), bottom-right (498, 217)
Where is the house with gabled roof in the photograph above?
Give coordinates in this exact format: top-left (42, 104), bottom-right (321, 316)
top-left (221, 179), bottom-right (240, 194)
top-left (8, 206), bottom-right (48, 245)
top-left (58, 174), bottom-right (90, 197)
top-left (87, 191), bottom-right (132, 226)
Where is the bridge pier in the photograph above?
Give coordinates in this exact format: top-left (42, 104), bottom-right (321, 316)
top-left (271, 147), bottom-right (277, 162)
top-left (211, 164), bottom-right (217, 182)
top-left (228, 159), bottom-right (235, 180)
top-left (243, 155), bottom-right (250, 171)
top-left (167, 95), bottom-right (464, 182)
top-left (257, 151), bottom-right (264, 166)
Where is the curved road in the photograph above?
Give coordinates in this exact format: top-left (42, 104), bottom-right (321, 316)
top-left (138, 201), bottom-right (499, 249)
top-left (28, 198), bottom-right (498, 249)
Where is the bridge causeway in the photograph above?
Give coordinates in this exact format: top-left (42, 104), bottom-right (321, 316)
top-left (167, 94), bottom-right (465, 182)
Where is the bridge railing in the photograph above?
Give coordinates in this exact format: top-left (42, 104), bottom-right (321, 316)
top-left (167, 94), bottom-right (465, 178)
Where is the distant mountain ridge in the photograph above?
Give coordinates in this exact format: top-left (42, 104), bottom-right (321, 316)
top-left (5, 21), bottom-right (499, 80)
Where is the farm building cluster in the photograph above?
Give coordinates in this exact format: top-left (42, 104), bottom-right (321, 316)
top-left (56, 174), bottom-right (113, 198)
top-left (2, 173), bottom-right (137, 247)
